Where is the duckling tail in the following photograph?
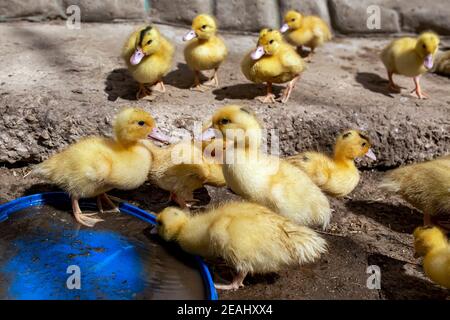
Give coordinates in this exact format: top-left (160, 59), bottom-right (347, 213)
top-left (286, 224), bottom-right (328, 264)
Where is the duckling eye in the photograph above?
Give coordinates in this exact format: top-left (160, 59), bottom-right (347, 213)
top-left (220, 118), bottom-right (230, 125)
top-left (138, 121), bottom-right (145, 126)
top-left (422, 44), bottom-right (426, 49)
top-left (147, 39), bottom-right (152, 45)
top-left (201, 25), bottom-right (207, 29)
top-left (361, 142), bottom-right (367, 147)
top-left (291, 18), bottom-right (295, 22)
top-left (269, 40), bottom-right (274, 44)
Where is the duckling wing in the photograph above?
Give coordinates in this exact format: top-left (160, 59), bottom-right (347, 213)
top-left (286, 153), bottom-right (331, 187)
top-left (280, 45), bottom-right (304, 74)
top-left (164, 163), bottom-right (209, 194)
top-left (34, 137), bottom-right (114, 196)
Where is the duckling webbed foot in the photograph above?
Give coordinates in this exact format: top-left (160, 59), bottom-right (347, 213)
top-left (214, 271), bottom-right (247, 291)
top-left (151, 80), bottom-right (166, 93)
top-left (190, 84), bottom-right (208, 92)
top-left (136, 84), bottom-right (153, 99)
top-left (190, 71), bottom-right (208, 92)
top-left (72, 198), bottom-right (104, 228)
top-left (256, 93), bottom-right (276, 103)
top-left (256, 82), bottom-right (276, 103)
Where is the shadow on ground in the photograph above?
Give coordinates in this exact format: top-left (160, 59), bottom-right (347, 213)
top-left (213, 83), bottom-right (284, 101)
top-left (105, 68), bottom-right (138, 101)
top-left (355, 72), bottom-right (394, 98)
top-left (165, 63), bottom-right (197, 89)
top-left (346, 200), bottom-right (422, 234)
top-left (219, 234), bottom-right (381, 300)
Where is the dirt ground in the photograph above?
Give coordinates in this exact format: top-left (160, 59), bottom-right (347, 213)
top-left (0, 21), bottom-right (449, 299)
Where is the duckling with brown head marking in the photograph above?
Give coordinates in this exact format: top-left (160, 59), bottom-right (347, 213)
top-left (287, 130), bottom-right (376, 197)
top-left (123, 25), bottom-right (174, 99)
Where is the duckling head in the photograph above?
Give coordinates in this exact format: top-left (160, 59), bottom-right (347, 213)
top-left (251, 29), bottom-right (283, 60)
top-left (114, 107), bottom-right (169, 145)
top-left (280, 10), bottom-right (303, 33)
top-left (416, 32), bottom-right (440, 69)
top-left (130, 26), bottom-right (162, 65)
top-left (183, 14), bottom-right (217, 41)
top-left (156, 207), bottom-right (189, 241)
top-left (334, 130), bottom-right (377, 161)
top-left (203, 105), bottom-right (262, 150)
top-left (413, 226), bottom-right (448, 258)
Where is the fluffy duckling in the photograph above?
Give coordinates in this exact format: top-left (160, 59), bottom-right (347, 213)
top-left (413, 226), bottom-right (450, 289)
top-left (433, 50), bottom-right (450, 76)
top-left (156, 202), bottom-right (327, 290)
top-left (280, 10), bottom-right (332, 59)
top-left (241, 28), bottom-right (305, 103)
top-left (34, 108), bottom-right (168, 227)
top-left (145, 140), bottom-right (226, 208)
top-left (380, 32), bottom-right (440, 99)
top-left (123, 25), bottom-right (174, 99)
top-left (203, 105), bottom-right (331, 228)
top-left (380, 156), bottom-right (450, 228)
top-left (286, 130), bottom-right (377, 197)
top-left (183, 14), bottom-right (228, 91)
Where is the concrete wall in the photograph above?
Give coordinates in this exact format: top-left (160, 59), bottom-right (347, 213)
top-left (1, 0), bottom-right (449, 35)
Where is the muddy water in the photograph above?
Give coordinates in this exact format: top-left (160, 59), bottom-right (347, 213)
top-left (0, 204), bottom-right (206, 300)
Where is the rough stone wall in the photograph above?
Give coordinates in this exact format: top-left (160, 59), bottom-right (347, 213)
top-left (1, 0), bottom-right (449, 35)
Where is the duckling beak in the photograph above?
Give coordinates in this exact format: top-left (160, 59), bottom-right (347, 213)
top-left (424, 54), bottom-right (433, 69)
top-left (183, 30), bottom-right (197, 41)
top-left (201, 127), bottom-right (217, 141)
top-left (251, 46), bottom-right (265, 60)
top-left (365, 148), bottom-right (377, 161)
top-left (148, 128), bottom-right (170, 143)
top-left (280, 23), bottom-right (289, 33)
top-left (130, 47), bottom-right (145, 65)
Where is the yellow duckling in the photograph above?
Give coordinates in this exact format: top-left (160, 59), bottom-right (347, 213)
top-left (380, 155), bottom-right (450, 228)
top-left (413, 226), bottom-right (450, 289)
top-left (34, 108), bottom-right (168, 227)
top-left (123, 25), bottom-right (174, 99)
top-left (183, 14), bottom-right (228, 91)
top-left (280, 10), bottom-right (332, 59)
top-left (145, 140), bottom-right (226, 208)
top-left (433, 50), bottom-right (450, 76)
top-left (241, 28), bottom-right (305, 103)
top-left (156, 202), bottom-right (327, 290)
top-left (380, 32), bottom-right (440, 99)
top-left (202, 105), bottom-right (331, 228)
top-left (286, 130), bottom-right (377, 197)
